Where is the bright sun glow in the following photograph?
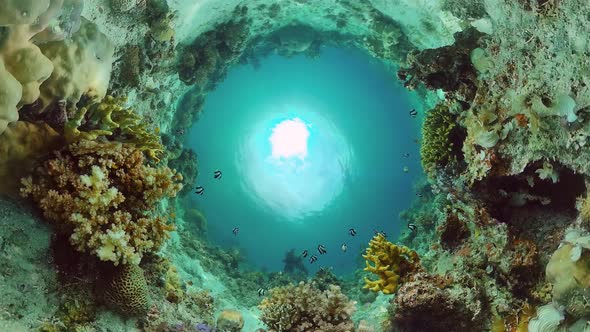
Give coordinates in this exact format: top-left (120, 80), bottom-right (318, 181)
top-left (237, 106), bottom-right (353, 221)
top-left (269, 118), bottom-right (309, 160)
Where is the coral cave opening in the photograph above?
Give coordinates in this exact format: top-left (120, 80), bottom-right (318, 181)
top-left (180, 37), bottom-right (422, 274)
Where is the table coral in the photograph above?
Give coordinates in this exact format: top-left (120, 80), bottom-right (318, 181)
top-left (259, 282), bottom-right (356, 332)
top-left (363, 234), bottom-right (422, 295)
top-left (20, 139), bottom-right (183, 266)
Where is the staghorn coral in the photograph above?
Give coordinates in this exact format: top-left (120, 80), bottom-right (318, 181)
top-left (259, 282), bottom-right (356, 332)
top-left (65, 95), bottom-right (164, 161)
top-left (102, 264), bottom-right (150, 316)
top-left (20, 139), bottom-right (182, 265)
top-left (363, 234), bottom-right (422, 295)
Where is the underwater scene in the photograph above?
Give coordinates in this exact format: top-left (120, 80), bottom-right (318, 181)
top-left (1, 0), bottom-right (589, 331)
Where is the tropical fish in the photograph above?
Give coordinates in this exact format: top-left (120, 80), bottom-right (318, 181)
top-left (232, 227), bottom-right (239, 236)
top-left (408, 223), bottom-right (417, 232)
top-left (403, 153), bottom-right (410, 158)
top-left (409, 109), bottom-right (418, 118)
top-left (416, 193), bottom-right (423, 198)
top-left (302, 250), bottom-right (309, 258)
top-left (214, 170), bottom-right (222, 179)
top-left (317, 244), bottom-right (327, 255)
top-left (341, 243), bottom-right (347, 252)
top-left (195, 186), bottom-right (204, 195)
top-left (348, 228), bottom-right (357, 236)
top-left (403, 166), bottom-right (409, 173)
top-left (257, 288), bottom-right (266, 296)
top-left (309, 255), bottom-right (318, 264)
top-left (374, 229), bottom-right (387, 238)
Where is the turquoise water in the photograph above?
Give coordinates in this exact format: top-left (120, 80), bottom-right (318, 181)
top-left (186, 47), bottom-right (422, 275)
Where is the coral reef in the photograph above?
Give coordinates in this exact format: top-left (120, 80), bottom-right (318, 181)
top-left (20, 139), bottom-right (182, 265)
top-left (216, 309), bottom-right (244, 332)
top-left (0, 121), bottom-right (62, 194)
top-left (169, 149), bottom-right (199, 196)
top-left (102, 264), bottom-right (150, 316)
top-left (391, 273), bottom-right (485, 331)
top-left (38, 17), bottom-right (114, 110)
top-left (421, 103), bottom-right (465, 177)
top-left (259, 282), bottom-right (356, 332)
top-left (65, 95), bottom-right (164, 161)
top-left (363, 234), bottom-right (422, 294)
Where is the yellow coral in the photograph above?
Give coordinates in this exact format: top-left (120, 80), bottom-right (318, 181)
top-left (363, 234), bottom-right (421, 294)
top-left (65, 95), bottom-right (163, 161)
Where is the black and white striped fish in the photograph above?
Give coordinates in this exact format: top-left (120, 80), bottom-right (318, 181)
top-left (257, 288), bottom-right (266, 296)
top-left (317, 244), bottom-right (327, 255)
top-left (309, 255), bottom-right (318, 264)
top-left (409, 109), bottom-right (418, 118)
top-left (302, 250), bottom-right (309, 258)
top-left (348, 228), bottom-right (357, 236)
top-left (195, 186), bottom-right (204, 195)
top-left (232, 227), bottom-right (239, 236)
top-left (408, 224), bottom-right (417, 232)
top-left (214, 170), bottom-right (222, 179)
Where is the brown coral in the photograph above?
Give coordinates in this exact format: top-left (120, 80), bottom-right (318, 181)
top-left (259, 282), bottom-right (356, 332)
top-left (20, 139), bottom-right (182, 265)
top-left (392, 273), bottom-right (484, 332)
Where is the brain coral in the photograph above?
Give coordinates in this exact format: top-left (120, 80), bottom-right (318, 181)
top-left (103, 264), bottom-right (150, 316)
top-left (259, 282), bottom-right (356, 331)
top-left (20, 139), bottom-right (183, 265)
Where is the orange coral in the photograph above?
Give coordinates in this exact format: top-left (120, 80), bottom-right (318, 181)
top-left (21, 139), bottom-right (183, 265)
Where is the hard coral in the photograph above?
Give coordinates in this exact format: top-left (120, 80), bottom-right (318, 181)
top-left (392, 273), bottom-right (484, 332)
top-left (421, 103), bottom-right (465, 177)
top-left (259, 282), bottom-right (356, 332)
top-left (102, 264), bottom-right (150, 316)
top-left (20, 139), bottom-right (183, 265)
top-left (38, 18), bottom-right (114, 110)
top-left (65, 95), bottom-right (164, 161)
top-left (363, 234), bottom-right (422, 294)
top-left (0, 121), bottom-right (61, 194)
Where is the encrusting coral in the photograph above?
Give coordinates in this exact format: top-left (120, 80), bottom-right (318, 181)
top-left (363, 234), bottom-right (422, 295)
top-left (0, 121), bottom-right (62, 194)
top-left (20, 139), bottom-right (183, 266)
top-left (259, 282), bottom-right (356, 332)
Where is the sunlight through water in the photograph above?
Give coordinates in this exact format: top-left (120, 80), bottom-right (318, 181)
top-left (237, 105), bottom-right (353, 221)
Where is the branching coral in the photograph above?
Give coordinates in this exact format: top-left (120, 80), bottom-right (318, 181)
top-left (65, 95), bottom-right (164, 161)
top-left (363, 234), bottom-right (422, 295)
top-left (20, 139), bottom-right (183, 265)
top-left (259, 282), bottom-right (356, 332)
